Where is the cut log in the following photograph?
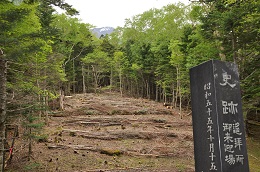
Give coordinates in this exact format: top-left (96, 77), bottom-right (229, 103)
top-left (47, 144), bottom-right (179, 158)
top-left (100, 149), bottom-right (123, 156)
top-left (62, 129), bottom-right (177, 140)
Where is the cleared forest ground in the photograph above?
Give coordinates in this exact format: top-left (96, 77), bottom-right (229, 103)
top-left (7, 92), bottom-right (194, 172)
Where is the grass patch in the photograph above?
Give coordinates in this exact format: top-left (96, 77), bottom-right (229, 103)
top-left (85, 110), bottom-right (95, 115)
top-left (175, 163), bottom-right (186, 172)
top-left (100, 149), bottom-right (123, 156)
top-left (247, 137), bottom-right (260, 172)
top-left (110, 110), bottom-right (123, 115)
top-left (133, 109), bottom-right (148, 115)
top-left (24, 162), bottom-right (41, 171)
top-left (153, 119), bottom-right (166, 123)
top-left (36, 134), bottom-right (48, 143)
top-left (132, 123), bottom-right (140, 128)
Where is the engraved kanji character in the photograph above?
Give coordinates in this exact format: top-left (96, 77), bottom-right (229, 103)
top-left (225, 154), bottom-right (236, 165)
top-left (236, 155), bottom-right (244, 165)
top-left (223, 123), bottom-right (232, 132)
top-left (210, 162), bottom-right (217, 171)
top-left (207, 125), bottom-right (214, 134)
top-left (222, 101), bottom-right (229, 114)
top-left (234, 138), bottom-right (243, 150)
top-left (207, 117), bottom-right (213, 125)
top-left (224, 144), bottom-right (234, 153)
top-left (209, 143), bottom-right (214, 152)
top-left (206, 99), bottom-right (212, 107)
top-left (209, 152), bottom-right (216, 161)
top-left (224, 132), bottom-right (233, 143)
top-left (207, 107), bottom-right (212, 116)
top-left (220, 72), bottom-right (236, 88)
top-left (233, 122), bottom-right (242, 135)
top-left (208, 134), bottom-right (214, 142)
top-left (204, 82), bottom-right (211, 90)
top-left (205, 91), bottom-right (212, 99)
top-left (228, 101), bottom-right (238, 114)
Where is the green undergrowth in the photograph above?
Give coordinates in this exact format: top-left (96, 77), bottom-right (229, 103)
top-left (247, 137), bottom-right (260, 172)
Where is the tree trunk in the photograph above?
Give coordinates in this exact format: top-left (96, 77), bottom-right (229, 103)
top-left (179, 84), bottom-right (182, 119)
top-left (175, 67), bottom-right (179, 108)
top-left (155, 84), bottom-right (158, 102)
top-left (43, 68), bottom-right (49, 125)
top-left (146, 79), bottom-right (150, 99)
top-left (59, 88), bottom-right (64, 111)
top-left (110, 67), bottom-right (113, 92)
top-left (159, 85), bottom-right (163, 102)
top-left (72, 59), bottom-right (76, 94)
top-left (91, 65), bottom-right (98, 94)
top-left (82, 65), bottom-right (86, 94)
top-left (28, 128), bottom-right (32, 161)
top-left (119, 68), bottom-right (123, 97)
top-left (44, 93), bottom-right (49, 125)
top-left (163, 87), bottom-right (166, 103)
top-left (87, 65), bottom-right (90, 92)
top-left (231, 29), bottom-right (237, 64)
top-left (171, 83), bottom-right (175, 107)
top-left (0, 52), bottom-right (7, 172)
top-left (176, 66), bottom-right (182, 119)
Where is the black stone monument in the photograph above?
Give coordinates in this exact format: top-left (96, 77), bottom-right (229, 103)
top-left (190, 60), bottom-right (249, 172)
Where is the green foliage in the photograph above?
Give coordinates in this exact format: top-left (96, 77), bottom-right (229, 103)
top-left (241, 57), bottom-right (260, 111)
top-left (247, 138), bottom-right (260, 172)
top-left (21, 103), bottom-right (46, 161)
top-left (0, 2), bottom-right (41, 55)
top-left (50, 13), bottom-right (94, 93)
top-left (82, 48), bottom-right (109, 91)
top-left (197, 0), bottom-right (260, 118)
top-left (9, 0), bottom-right (79, 16)
top-left (23, 162), bottom-right (41, 171)
top-left (3, 0), bottom-right (259, 135)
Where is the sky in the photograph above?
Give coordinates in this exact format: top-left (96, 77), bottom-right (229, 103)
top-left (63, 0), bottom-right (191, 28)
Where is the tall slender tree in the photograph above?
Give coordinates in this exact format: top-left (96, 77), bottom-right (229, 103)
top-left (0, 49), bottom-right (7, 172)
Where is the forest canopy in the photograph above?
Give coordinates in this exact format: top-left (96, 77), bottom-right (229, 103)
top-left (1, 0), bottom-right (259, 123)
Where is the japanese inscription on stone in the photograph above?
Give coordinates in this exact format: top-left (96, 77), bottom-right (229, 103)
top-left (190, 60), bottom-right (249, 172)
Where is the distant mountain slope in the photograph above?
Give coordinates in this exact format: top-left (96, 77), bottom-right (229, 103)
top-left (91, 27), bottom-right (114, 38)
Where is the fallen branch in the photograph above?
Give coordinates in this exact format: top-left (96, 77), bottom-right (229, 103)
top-left (4, 125), bottom-right (18, 168)
top-left (247, 120), bottom-right (260, 126)
top-left (249, 153), bottom-right (259, 160)
top-left (100, 148), bottom-right (123, 156)
top-left (47, 144), bottom-right (178, 158)
top-left (47, 145), bottom-right (67, 149)
top-left (7, 105), bottom-right (34, 112)
top-left (62, 129), bottom-right (178, 140)
top-left (125, 150), bottom-right (180, 158)
top-left (85, 166), bottom-right (152, 172)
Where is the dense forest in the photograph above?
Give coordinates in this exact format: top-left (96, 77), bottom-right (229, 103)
top-left (0, 0), bottom-right (259, 170)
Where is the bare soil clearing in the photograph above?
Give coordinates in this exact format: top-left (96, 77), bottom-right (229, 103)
top-left (6, 92), bottom-right (195, 172)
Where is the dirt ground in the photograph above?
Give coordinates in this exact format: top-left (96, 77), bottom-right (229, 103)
top-left (6, 92), bottom-right (195, 172)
